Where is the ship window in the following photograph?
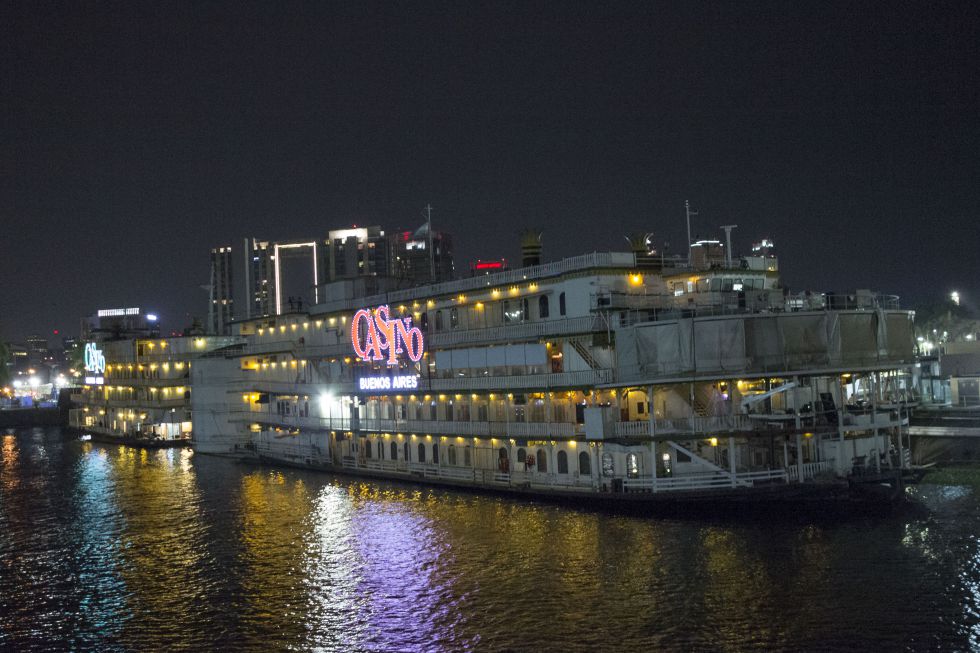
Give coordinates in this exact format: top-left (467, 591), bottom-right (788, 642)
top-left (557, 450), bottom-right (568, 474)
top-left (626, 453), bottom-right (639, 478)
top-left (432, 443), bottom-right (439, 463)
top-left (522, 298), bottom-right (529, 322)
top-left (365, 440), bottom-right (372, 458)
top-left (404, 442), bottom-right (410, 460)
top-left (559, 292), bottom-right (566, 316)
top-left (536, 449), bottom-right (547, 472)
top-left (602, 452), bottom-right (614, 477)
top-left (418, 443), bottom-right (426, 463)
top-left (464, 446), bottom-right (471, 467)
top-left (450, 307), bottom-right (458, 329)
top-left (448, 446), bottom-right (457, 465)
top-left (390, 442), bottom-right (398, 460)
top-left (435, 310), bottom-right (444, 331)
top-left (539, 295), bottom-right (549, 319)
top-left (421, 312), bottom-right (429, 330)
top-left (578, 451), bottom-right (591, 476)
top-left (517, 448), bottom-right (526, 463)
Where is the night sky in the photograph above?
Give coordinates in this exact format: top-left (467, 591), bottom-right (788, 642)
top-left (2, 1), bottom-right (978, 342)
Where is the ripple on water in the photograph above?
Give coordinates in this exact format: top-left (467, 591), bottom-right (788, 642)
top-left (2, 428), bottom-right (980, 651)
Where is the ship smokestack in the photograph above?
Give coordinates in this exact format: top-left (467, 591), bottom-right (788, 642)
top-left (520, 229), bottom-right (543, 267)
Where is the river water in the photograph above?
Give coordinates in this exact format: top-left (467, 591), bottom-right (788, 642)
top-left (1, 427), bottom-right (979, 652)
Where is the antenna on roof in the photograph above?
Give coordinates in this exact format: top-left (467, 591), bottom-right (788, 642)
top-left (685, 200), bottom-right (698, 267)
top-left (424, 204), bottom-right (435, 280)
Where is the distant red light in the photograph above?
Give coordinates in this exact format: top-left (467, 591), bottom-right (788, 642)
top-left (53, 329), bottom-right (59, 335)
top-left (474, 261), bottom-right (503, 270)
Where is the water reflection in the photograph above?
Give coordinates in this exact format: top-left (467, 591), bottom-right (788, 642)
top-left (4, 428), bottom-right (980, 651)
top-left (68, 445), bottom-right (128, 646)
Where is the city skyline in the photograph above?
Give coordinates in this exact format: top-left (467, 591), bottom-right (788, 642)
top-left (2, 1), bottom-right (978, 341)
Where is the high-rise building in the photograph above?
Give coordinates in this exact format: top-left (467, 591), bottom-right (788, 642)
top-left (209, 245), bottom-right (234, 335)
top-left (389, 224), bottom-right (454, 286)
top-left (326, 226), bottom-right (389, 282)
top-left (25, 334), bottom-right (48, 363)
top-left (247, 239), bottom-right (275, 318)
top-left (214, 222), bottom-right (455, 320)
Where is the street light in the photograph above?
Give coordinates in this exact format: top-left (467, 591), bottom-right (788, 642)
top-left (951, 291), bottom-right (961, 306)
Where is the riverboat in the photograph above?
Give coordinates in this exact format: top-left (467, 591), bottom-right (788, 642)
top-left (190, 235), bottom-right (918, 509)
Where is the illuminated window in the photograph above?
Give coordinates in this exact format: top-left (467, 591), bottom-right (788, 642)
top-left (626, 453), bottom-right (639, 479)
top-left (578, 451), bottom-right (591, 475)
top-left (557, 450), bottom-right (568, 474)
top-left (602, 452), bottom-right (614, 477)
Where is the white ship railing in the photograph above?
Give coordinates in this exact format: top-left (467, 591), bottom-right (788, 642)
top-left (356, 418), bottom-right (505, 437)
top-left (613, 414), bottom-right (754, 437)
top-left (427, 315), bottom-right (603, 347)
top-left (232, 369), bottom-right (612, 394)
top-left (249, 441), bottom-right (330, 464)
top-left (430, 369), bottom-right (612, 391)
top-left (622, 469), bottom-right (788, 492)
top-left (786, 460), bottom-right (835, 481)
top-left (505, 422), bottom-right (583, 437)
top-left (313, 252), bottom-right (637, 314)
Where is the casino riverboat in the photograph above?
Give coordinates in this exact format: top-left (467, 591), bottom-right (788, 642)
top-left (191, 237), bottom-right (918, 508)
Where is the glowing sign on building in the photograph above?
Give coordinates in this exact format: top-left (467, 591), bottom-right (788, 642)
top-left (351, 304), bottom-right (424, 365)
top-left (358, 374), bottom-right (420, 392)
top-left (84, 343), bottom-right (106, 375)
top-left (97, 307), bottom-right (140, 317)
top-left (83, 342), bottom-right (106, 385)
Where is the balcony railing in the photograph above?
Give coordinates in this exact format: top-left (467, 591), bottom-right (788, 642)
top-left (622, 468), bottom-right (788, 492)
top-left (313, 252), bottom-right (637, 314)
top-left (786, 460), bottom-right (835, 481)
top-left (430, 369), bottom-right (612, 391)
top-left (427, 315), bottom-right (603, 348)
top-left (613, 414), bottom-right (754, 437)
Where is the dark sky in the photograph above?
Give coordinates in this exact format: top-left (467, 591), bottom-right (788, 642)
top-left (2, 1), bottom-right (978, 343)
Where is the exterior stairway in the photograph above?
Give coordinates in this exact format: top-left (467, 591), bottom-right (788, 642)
top-left (567, 338), bottom-right (602, 370)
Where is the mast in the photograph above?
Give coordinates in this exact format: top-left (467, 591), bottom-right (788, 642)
top-left (425, 203), bottom-right (435, 281)
top-left (685, 200), bottom-right (697, 267)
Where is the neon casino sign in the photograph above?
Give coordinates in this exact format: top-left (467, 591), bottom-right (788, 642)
top-left (83, 342), bottom-right (106, 385)
top-left (351, 305), bottom-right (425, 366)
